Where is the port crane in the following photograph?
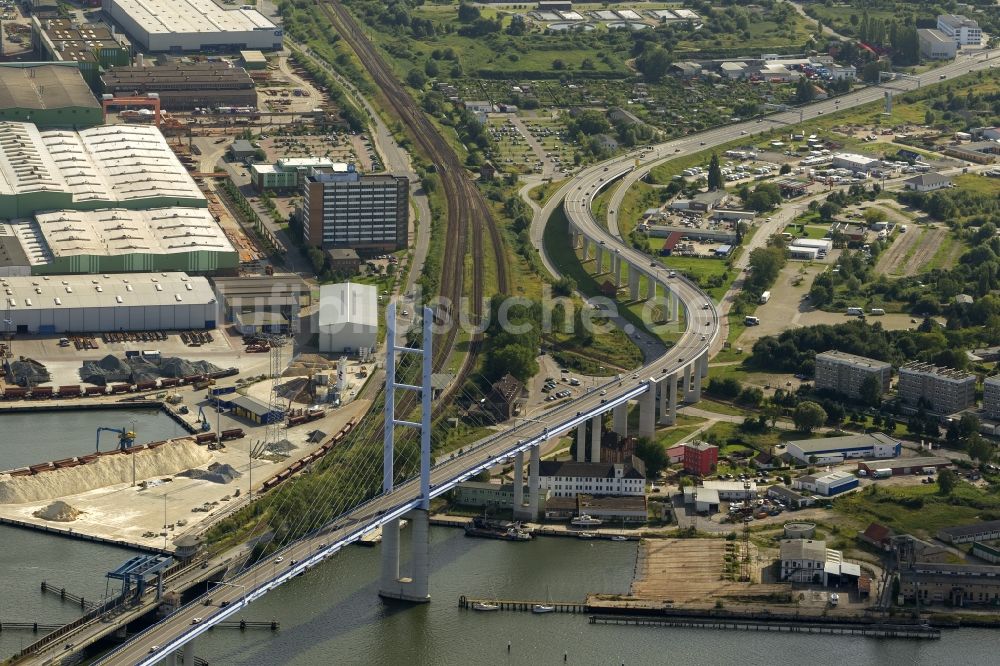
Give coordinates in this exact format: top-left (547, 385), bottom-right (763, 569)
top-left (95, 426), bottom-right (137, 452)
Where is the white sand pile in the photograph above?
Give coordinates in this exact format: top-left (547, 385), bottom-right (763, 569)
top-left (33, 500), bottom-right (82, 522)
top-left (0, 440), bottom-right (212, 505)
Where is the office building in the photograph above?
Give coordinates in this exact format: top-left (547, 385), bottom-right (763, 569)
top-left (317, 282), bottom-right (377, 354)
top-left (538, 456), bottom-right (646, 498)
top-left (936, 14), bottom-right (982, 46)
top-left (251, 158), bottom-right (348, 191)
top-left (814, 350), bottom-right (891, 401)
top-left (918, 28), bottom-right (957, 60)
top-left (897, 362), bottom-right (976, 415)
top-left (102, 0), bottom-right (283, 52)
top-left (302, 167), bottom-right (408, 252)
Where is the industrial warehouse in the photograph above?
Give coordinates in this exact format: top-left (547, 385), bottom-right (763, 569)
top-left (0, 63), bottom-right (102, 128)
top-left (31, 18), bottom-right (133, 89)
top-left (102, 0), bottom-right (284, 53)
top-left (0, 121), bottom-right (206, 218)
top-left (100, 61), bottom-right (258, 111)
top-left (317, 282), bottom-right (377, 354)
top-left (0, 272), bottom-right (217, 334)
top-left (4, 207), bottom-right (237, 275)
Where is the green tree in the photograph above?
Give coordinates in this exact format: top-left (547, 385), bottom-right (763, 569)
top-left (858, 374), bottom-right (883, 408)
top-left (937, 468), bottom-right (958, 495)
top-left (967, 434), bottom-right (994, 464)
top-left (708, 153), bottom-right (724, 191)
top-left (795, 77), bottom-right (815, 104)
top-left (636, 45), bottom-right (672, 83)
top-left (779, 163), bottom-right (791, 175)
top-left (863, 208), bottom-right (887, 225)
top-left (635, 438), bottom-right (669, 478)
top-left (793, 401), bottom-right (827, 433)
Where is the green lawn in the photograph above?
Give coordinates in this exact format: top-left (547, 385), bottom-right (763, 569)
top-left (954, 173), bottom-right (1000, 196)
top-left (655, 414), bottom-right (708, 448)
top-left (693, 399), bottom-right (746, 417)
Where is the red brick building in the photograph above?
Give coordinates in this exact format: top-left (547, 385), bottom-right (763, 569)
top-left (666, 441), bottom-right (718, 476)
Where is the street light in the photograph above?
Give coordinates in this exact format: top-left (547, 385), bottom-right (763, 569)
top-left (209, 581), bottom-right (248, 608)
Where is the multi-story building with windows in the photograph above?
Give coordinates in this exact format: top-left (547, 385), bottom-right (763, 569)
top-left (897, 362), bottom-right (976, 415)
top-left (538, 457), bottom-right (646, 498)
top-left (937, 14), bottom-right (982, 46)
top-left (814, 350), bottom-right (891, 400)
top-left (983, 376), bottom-right (1000, 420)
top-left (302, 167), bottom-right (408, 252)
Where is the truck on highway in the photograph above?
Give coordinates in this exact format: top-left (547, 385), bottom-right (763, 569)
top-left (873, 468), bottom-right (892, 479)
top-left (759, 291), bottom-right (771, 304)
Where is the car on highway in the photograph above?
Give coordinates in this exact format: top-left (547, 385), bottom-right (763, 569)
top-left (191, 618), bottom-right (202, 625)
top-left (274, 557), bottom-right (283, 563)
top-left (668, 271), bottom-right (676, 278)
top-left (150, 646), bottom-right (160, 654)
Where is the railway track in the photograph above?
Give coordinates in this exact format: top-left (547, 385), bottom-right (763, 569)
top-left (318, 0), bottom-right (509, 409)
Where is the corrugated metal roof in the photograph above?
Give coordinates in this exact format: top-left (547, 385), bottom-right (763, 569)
top-left (109, 0), bottom-right (276, 35)
top-left (0, 272), bottom-right (215, 309)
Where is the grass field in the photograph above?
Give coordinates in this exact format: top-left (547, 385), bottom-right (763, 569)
top-left (835, 482), bottom-right (1000, 539)
top-left (954, 173), bottom-right (1000, 195)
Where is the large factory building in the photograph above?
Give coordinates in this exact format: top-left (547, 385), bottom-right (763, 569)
top-left (0, 272), bottom-right (217, 334)
top-left (0, 121), bottom-right (206, 219)
top-left (4, 207), bottom-right (237, 276)
top-left (102, 0), bottom-right (283, 53)
top-left (0, 63), bottom-right (102, 128)
top-left (100, 61), bottom-right (257, 111)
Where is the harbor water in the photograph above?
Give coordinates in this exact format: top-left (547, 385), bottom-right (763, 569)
top-left (1, 412), bottom-right (999, 664)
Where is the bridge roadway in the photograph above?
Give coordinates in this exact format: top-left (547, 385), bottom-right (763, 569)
top-left (88, 52), bottom-right (1000, 666)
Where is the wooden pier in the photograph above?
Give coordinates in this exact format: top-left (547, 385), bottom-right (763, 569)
top-left (458, 596), bottom-right (587, 613)
top-left (40, 581), bottom-right (97, 611)
top-left (589, 615), bottom-right (940, 639)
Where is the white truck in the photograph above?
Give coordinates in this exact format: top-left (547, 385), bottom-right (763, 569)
top-left (847, 307), bottom-right (864, 316)
top-left (873, 468), bottom-right (892, 479)
top-left (759, 291), bottom-right (771, 304)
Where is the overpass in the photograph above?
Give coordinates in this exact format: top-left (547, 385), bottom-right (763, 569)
top-left (29, 49), bottom-right (1000, 666)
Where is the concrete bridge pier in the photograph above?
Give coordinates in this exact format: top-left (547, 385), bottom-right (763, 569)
top-left (594, 245), bottom-right (604, 273)
top-left (613, 254), bottom-right (623, 287)
top-left (613, 403), bottom-right (627, 437)
top-left (575, 422), bottom-right (587, 462)
top-left (659, 374), bottom-right (677, 426)
top-left (591, 415), bottom-right (602, 463)
top-left (182, 640), bottom-right (195, 666)
top-left (378, 512), bottom-right (430, 603)
top-left (581, 236), bottom-right (590, 260)
top-left (646, 275), bottom-right (657, 300)
top-left (629, 266), bottom-right (640, 300)
top-left (699, 352), bottom-right (709, 379)
top-left (683, 364), bottom-right (696, 403)
top-left (513, 450), bottom-right (525, 508)
top-left (639, 381), bottom-right (656, 439)
top-left (527, 445), bottom-right (540, 521)
top-left (165, 653), bottom-right (177, 666)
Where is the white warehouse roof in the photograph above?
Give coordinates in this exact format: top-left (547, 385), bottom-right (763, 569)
top-left (318, 282), bottom-right (377, 330)
top-left (107, 0), bottom-right (277, 36)
top-left (8, 208), bottom-right (234, 266)
top-left (0, 272), bottom-right (215, 311)
top-left (0, 122), bottom-right (204, 205)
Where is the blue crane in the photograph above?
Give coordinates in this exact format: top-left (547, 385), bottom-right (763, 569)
top-left (96, 426), bottom-right (136, 452)
top-left (196, 406), bottom-right (212, 432)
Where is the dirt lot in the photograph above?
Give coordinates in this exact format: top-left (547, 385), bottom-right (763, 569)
top-left (874, 224), bottom-right (948, 277)
top-left (629, 538), bottom-right (784, 604)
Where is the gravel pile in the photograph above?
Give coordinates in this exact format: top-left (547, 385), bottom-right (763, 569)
top-left (178, 462), bottom-right (241, 484)
top-left (80, 356), bottom-right (224, 385)
top-left (10, 359), bottom-right (50, 386)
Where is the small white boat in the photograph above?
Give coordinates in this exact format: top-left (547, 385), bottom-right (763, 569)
top-left (611, 535), bottom-right (629, 542)
top-left (532, 604), bottom-right (555, 614)
top-left (829, 593), bottom-right (839, 607)
top-left (472, 602), bottom-right (500, 611)
top-left (571, 514), bottom-right (603, 527)
top-left (577, 532), bottom-right (596, 539)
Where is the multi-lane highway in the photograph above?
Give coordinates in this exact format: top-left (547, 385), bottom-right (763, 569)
top-left (94, 51), bottom-right (1000, 666)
